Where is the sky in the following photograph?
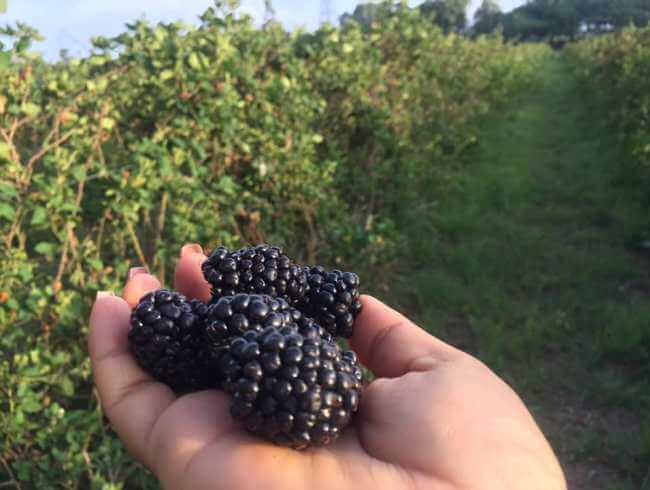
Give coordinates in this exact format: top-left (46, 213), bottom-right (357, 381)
top-left (0, 0), bottom-right (526, 60)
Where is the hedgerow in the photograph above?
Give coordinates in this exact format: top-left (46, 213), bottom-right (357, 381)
top-left (0, 3), bottom-right (536, 487)
top-left (569, 27), bottom-right (650, 234)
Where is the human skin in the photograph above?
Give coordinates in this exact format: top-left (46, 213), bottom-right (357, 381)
top-left (88, 243), bottom-right (567, 490)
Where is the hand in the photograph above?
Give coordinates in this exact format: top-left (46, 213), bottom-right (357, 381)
top-left (89, 244), bottom-right (566, 490)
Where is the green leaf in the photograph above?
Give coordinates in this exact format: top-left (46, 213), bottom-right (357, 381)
top-left (0, 202), bottom-right (15, 220)
top-left (72, 166), bottom-right (87, 182)
top-left (160, 69), bottom-right (175, 81)
top-left (188, 52), bottom-right (201, 70)
top-left (154, 26), bottom-right (167, 43)
top-left (59, 376), bottom-right (74, 397)
top-left (22, 398), bottom-right (42, 414)
top-left (21, 102), bottom-right (41, 117)
top-left (34, 242), bottom-right (56, 256)
top-left (30, 206), bottom-right (47, 225)
top-left (0, 181), bottom-right (17, 198)
top-left (89, 55), bottom-right (107, 67)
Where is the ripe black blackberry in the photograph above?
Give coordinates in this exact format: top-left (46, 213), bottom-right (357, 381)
top-left (201, 244), bottom-right (308, 302)
top-left (198, 293), bottom-right (334, 390)
top-left (218, 325), bottom-right (363, 450)
top-left (300, 267), bottom-right (363, 338)
top-left (203, 293), bottom-right (332, 345)
top-left (128, 289), bottom-right (207, 393)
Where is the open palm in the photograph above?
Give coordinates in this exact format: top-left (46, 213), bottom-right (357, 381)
top-left (88, 244), bottom-right (566, 490)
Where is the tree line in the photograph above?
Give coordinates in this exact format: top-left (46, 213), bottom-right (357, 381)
top-left (341, 0), bottom-right (650, 41)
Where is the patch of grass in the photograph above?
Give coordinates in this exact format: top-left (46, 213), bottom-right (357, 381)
top-left (388, 51), bottom-right (650, 487)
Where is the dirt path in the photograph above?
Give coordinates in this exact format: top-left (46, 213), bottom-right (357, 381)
top-left (394, 52), bottom-right (650, 489)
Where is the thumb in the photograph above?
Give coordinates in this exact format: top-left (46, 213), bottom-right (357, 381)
top-left (349, 295), bottom-right (462, 378)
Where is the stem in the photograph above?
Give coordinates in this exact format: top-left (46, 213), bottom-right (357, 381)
top-left (126, 221), bottom-right (150, 271)
top-left (0, 458), bottom-right (21, 490)
top-left (22, 128), bottom-right (75, 190)
top-left (154, 191), bottom-right (169, 279)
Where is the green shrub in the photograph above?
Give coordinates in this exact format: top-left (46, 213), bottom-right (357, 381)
top-left (568, 28), bottom-right (650, 365)
top-left (569, 28), bottom-right (650, 240)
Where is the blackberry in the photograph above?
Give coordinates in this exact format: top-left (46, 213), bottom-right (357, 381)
top-left (128, 289), bottom-right (207, 392)
top-left (201, 244), bottom-right (308, 302)
top-left (219, 326), bottom-right (363, 449)
top-left (198, 293), bottom-right (333, 390)
top-left (203, 294), bottom-right (295, 342)
top-left (203, 293), bottom-right (332, 345)
top-left (300, 267), bottom-right (363, 338)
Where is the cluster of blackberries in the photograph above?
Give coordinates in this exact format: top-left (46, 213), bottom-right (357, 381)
top-left (128, 244), bottom-right (364, 449)
top-left (201, 245), bottom-right (362, 338)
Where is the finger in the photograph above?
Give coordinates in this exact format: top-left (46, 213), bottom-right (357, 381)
top-left (88, 293), bottom-right (175, 468)
top-left (174, 243), bottom-right (211, 302)
top-left (349, 295), bottom-right (463, 378)
top-left (123, 271), bottom-right (162, 308)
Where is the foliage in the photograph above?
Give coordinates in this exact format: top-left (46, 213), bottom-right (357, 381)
top-left (569, 26), bottom-right (650, 244)
top-left (0, 2), bottom-right (535, 487)
top-left (420, 0), bottom-right (470, 33)
top-left (340, 0), bottom-right (469, 33)
top-left (406, 52), bottom-right (649, 487)
top-left (475, 0), bottom-right (650, 41)
top-left (473, 0), bottom-right (503, 36)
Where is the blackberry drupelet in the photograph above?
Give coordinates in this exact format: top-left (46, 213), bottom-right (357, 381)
top-left (300, 267), bottom-right (363, 338)
top-left (218, 325), bottom-right (363, 450)
top-left (201, 244), bottom-right (308, 302)
top-left (128, 289), bottom-right (207, 392)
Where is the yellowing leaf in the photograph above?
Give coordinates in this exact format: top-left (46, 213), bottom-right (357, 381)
top-left (100, 117), bottom-right (115, 131)
top-left (188, 52), bottom-right (201, 70)
top-left (160, 69), bottom-right (175, 81)
top-left (0, 142), bottom-right (10, 161)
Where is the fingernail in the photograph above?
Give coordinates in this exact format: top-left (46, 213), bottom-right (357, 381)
top-left (96, 290), bottom-right (113, 299)
top-left (128, 267), bottom-right (148, 280)
top-left (181, 243), bottom-right (203, 257)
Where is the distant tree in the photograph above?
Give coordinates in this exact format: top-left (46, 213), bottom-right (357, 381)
top-left (420, 0), bottom-right (471, 32)
top-left (473, 0), bottom-right (503, 35)
top-left (607, 0), bottom-right (650, 28)
top-left (500, 0), bottom-right (580, 41)
top-left (339, 3), bottom-right (383, 29)
top-left (500, 0), bottom-right (650, 41)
